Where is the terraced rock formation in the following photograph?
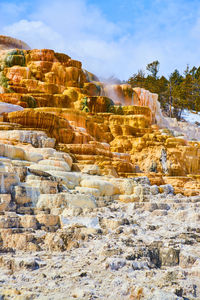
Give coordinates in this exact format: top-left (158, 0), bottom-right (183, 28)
top-left (0, 37), bottom-right (199, 299)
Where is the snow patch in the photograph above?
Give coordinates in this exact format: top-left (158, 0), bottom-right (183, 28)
top-left (182, 109), bottom-right (200, 125)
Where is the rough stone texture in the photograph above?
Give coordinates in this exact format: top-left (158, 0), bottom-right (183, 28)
top-left (0, 192), bottom-right (199, 299)
top-left (0, 38), bottom-right (199, 299)
top-left (0, 46), bottom-right (199, 183)
top-left (0, 35), bottom-right (31, 50)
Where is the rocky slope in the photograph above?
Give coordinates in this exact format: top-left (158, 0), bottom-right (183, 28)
top-left (0, 36), bottom-right (30, 51)
top-left (0, 37), bottom-right (199, 299)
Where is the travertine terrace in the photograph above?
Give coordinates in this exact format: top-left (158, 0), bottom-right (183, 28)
top-left (0, 37), bottom-right (199, 299)
top-left (0, 35), bottom-right (31, 51)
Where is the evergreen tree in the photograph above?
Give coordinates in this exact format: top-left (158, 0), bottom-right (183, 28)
top-left (128, 61), bottom-right (200, 119)
top-left (146, 60), bottom-right (160, 79)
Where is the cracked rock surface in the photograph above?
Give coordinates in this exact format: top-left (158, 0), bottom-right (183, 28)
top-left (0, 193), bottom-right (200, 299)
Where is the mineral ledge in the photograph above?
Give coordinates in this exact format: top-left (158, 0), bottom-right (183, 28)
top-left (0, 36), bottom-right (199, 299)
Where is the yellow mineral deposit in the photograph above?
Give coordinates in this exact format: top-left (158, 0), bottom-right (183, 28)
top-left (0, 35), bottom-right (200, 299)
top-left (0, 35), bottom-right (199, 196)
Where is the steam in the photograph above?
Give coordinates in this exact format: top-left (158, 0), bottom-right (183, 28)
top-left (102, 84), bottom-right (125, 105)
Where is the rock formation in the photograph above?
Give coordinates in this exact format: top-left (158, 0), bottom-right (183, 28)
top-left (0, 37), bottom-right (199, 299)
top-left (0, 35), bottom-right (31, 51)
top-left (0, 44), bottom-right (199, 193)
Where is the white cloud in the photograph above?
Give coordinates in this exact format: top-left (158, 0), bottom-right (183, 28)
top-left (2, 0), bottom-right (200, 80)
top-left (3, 20), bottom-right (65, 50)
top-left (2, 0), bottom-right (129, 78)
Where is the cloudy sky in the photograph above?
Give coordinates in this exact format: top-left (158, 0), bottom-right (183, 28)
top-left (1, 0), bottom-right (200, 80)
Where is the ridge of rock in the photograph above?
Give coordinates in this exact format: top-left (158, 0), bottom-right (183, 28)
top-left (0, 38), bottom-right (199, 299)
top-left (0, 35), bottom-right (31, 50)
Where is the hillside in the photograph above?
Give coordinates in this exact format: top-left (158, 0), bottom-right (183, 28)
top-left (0, 37), bottom-right (199, 299)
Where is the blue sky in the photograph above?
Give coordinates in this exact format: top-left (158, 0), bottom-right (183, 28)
top-left (1, 0), bottom-right (200, 80)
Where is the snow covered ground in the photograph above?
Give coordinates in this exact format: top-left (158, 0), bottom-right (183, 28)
top-left (182, 109), bottom-right (200, 125)
top-left (163, 109), bottom-right (200, 140)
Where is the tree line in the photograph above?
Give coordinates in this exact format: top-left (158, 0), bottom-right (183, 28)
top-left (127, 61), bottom-right (200, 119)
